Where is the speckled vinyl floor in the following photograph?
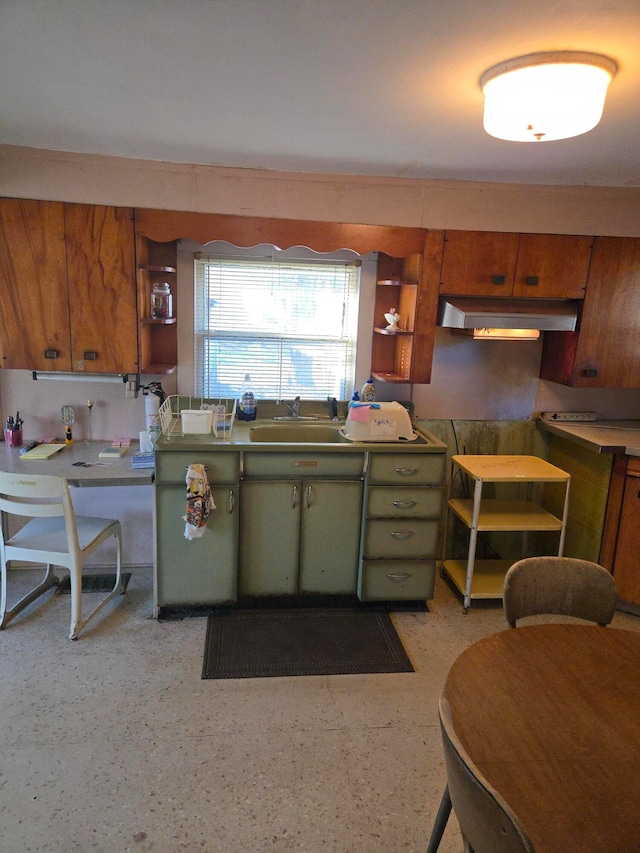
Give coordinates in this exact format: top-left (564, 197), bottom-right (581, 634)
top-left (1, 567), bottom-right (638, 853)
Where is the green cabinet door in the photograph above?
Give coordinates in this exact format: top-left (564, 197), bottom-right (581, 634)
top-left (239, 481), bottom-right (299, 595)
top-left (239, 479), bottom-right (363, 596)
top-left (299, 480), bottom-right (363, 594)
top-left (155, 485), bottom-right (238, 606)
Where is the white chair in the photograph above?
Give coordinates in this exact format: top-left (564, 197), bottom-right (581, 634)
top-left (0, 471), bottom-right (124, 639)
top-left (503, 556), bottom-right (618, 628)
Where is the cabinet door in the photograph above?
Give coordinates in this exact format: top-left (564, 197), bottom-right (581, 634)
top-left (65, 203), bottom-right (138, 373)
top-left (0, 198), bottom-right (71, 370)
top-left (299, 480), bottom-right (363, 594)
top-left (541, 237), bottom-right (640, 387)
top-left (439, 231), bottom-right (519, 296)
top-left (612, 473), bottom-right (640, 605)
top-left (239, 481), bottom-right (299, 595)
top-left (155, 485), bottom-right (238, 606)
top-left (512, 234), bottom-right (592, 299)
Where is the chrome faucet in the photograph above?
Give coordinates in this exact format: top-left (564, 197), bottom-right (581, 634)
top-left (281, 396), bottom-right (301, 417)
top-left (274, 396), bottom-right (318, 421)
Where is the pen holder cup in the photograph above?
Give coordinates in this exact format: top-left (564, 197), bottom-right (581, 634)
top-left (4, 428), bottom-right (23, 448)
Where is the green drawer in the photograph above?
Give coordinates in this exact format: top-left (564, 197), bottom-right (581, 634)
top-left (367, 485), bottom-right (443, 518)
top-left (243, 451), bottom-right (365, 479)
top-left (359, 560), bottom-right (436, 600)
top-left (155, 451), bottom-right (240, 484)
top-left (363, 518), bottom-right (440, 558)
top-left (368, 453), bottom-right (446, 486)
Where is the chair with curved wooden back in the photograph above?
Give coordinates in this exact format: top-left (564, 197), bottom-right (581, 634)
top-left (503, 556), bottom-right (618, 628)
top-left (427, 695), bottom-right (535, 853)
top-left (0, 470), bottom-right (124, 639)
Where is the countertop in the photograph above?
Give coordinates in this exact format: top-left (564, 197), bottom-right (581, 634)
top-left (155, 418), bottom-right (447, 453)
top-left (0, 440), bottom-right (154, 486)
top-left (538, 419), bottom-right (640, 456)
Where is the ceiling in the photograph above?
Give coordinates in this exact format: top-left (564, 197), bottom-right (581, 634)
top-left (2, 0), bottom-right (639, 187)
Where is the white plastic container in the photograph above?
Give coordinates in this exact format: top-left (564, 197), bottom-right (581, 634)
top-left (180, 409), bottom-right (213, 434)
top-left (342, 401), bottom-right (416, 442)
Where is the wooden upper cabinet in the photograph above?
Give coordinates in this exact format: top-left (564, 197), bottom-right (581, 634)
top-left (0, 199), bottom-right (138, 374)
top-left (65, 204), bottom-right (138, 374)
top-left (512, 234), bottom-right (592, 298)
top-left (440, 230), bottom-right (519, 296)
top-left (440, 230), bottom-right (592, 299)
top-left (541, 237), bottom-right (640, 388)
top-left (0, 198), bottom-right (72, 371)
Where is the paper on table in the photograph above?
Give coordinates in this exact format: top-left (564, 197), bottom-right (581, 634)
top-left (20, 443), bottom-right (66, 460)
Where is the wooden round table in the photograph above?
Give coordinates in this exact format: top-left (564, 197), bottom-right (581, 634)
top-left (443, 624), bottom-right (640, 853)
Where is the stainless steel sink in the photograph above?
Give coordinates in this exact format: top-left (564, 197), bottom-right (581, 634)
top-left (249, 424), bottom-right (344, 443)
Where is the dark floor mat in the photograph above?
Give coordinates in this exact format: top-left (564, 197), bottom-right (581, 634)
top-left (202, 607), bottom-right (414, 679)
top-left (58, 573), bottom-right (132, 593)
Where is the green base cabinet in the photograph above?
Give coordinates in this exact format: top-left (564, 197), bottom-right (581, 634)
top-left (155, 485), bottom-right (239, 606)
top-left (239, 479), bottom-right (363, 596)
top-left (154, 449), bottom-right (240, 610)
top-left (358, 452), bottom-right (445, 601)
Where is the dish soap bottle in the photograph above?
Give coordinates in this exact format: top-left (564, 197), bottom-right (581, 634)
top-left (361, 377), bottom-right (376, 403)
top-left (347, 390), bottom-right (360, 409)
top-left (238, 374), bottom-right (257, 421)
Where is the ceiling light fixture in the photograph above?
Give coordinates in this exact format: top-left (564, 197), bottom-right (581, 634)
top-left (480, 51), bottom-right (617, 142)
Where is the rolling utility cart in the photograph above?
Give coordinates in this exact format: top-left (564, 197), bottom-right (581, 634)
top-left (442, 455), bottom-right (571, 613)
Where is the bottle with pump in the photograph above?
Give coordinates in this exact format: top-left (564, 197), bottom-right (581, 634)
top-left (238, 374), bottom-right (257, 421)
top-left (347, 390), bottom-right (360, 409)
top-left (361, 377), bottom-right (376, 403)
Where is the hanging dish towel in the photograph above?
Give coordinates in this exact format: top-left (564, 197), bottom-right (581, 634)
top-left (184, 463), bottom-right (216, 540)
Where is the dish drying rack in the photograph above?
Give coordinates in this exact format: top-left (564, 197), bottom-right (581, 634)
top-left (159, 395), bottom-right (237, 440)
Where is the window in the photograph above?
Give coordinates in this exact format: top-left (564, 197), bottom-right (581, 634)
top-left (194, 247), bottom-right (360, 401)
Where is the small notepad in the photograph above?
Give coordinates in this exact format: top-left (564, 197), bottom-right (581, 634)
top-left (99, 445), bottom-right (128, 459)
top-left (20, 443), bottom-right (66, 460)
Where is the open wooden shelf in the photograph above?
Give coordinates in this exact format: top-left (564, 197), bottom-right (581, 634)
top-left (371, 371), bottom-right (410, 383)
top-left (374, 327), bottom-right (413, 337)
top-left (139, 264), bottom-right (177, 274)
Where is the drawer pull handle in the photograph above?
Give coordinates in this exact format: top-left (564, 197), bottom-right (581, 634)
top-left (292, 484), bottom-right (298, 509)
top-left (307, 484), bottom-right (312, 509)
top-left (395, 467), bottom-right (419, 476)
top-left (393, 500), bottom-right (417, 509)
top-left (228, 489), bottom-right (235, 514)
top-left (83, 350), bottom-right (98, 360)
top-left (390, 530), bottom-right (414, 540)
top-left (44, 349), bottom-right (59, 359)
top-left (387, 572), bottom-right (411, 581)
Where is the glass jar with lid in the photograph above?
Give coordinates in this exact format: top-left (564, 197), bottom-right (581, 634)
top-left (151, 282), bottom-right (173, 319)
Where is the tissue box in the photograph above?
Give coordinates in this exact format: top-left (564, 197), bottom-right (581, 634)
top-left (180, 410), bottom-right (213, 434)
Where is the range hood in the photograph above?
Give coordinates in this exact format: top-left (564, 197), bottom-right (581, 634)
top-left (438, 297), bottom-right (578, 339)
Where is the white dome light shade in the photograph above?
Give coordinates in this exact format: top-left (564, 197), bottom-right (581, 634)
top-left (480, 51), bottom-right (617, 142)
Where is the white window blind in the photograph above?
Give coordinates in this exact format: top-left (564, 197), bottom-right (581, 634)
top-left (194, 251), bottom-right (360, 401)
